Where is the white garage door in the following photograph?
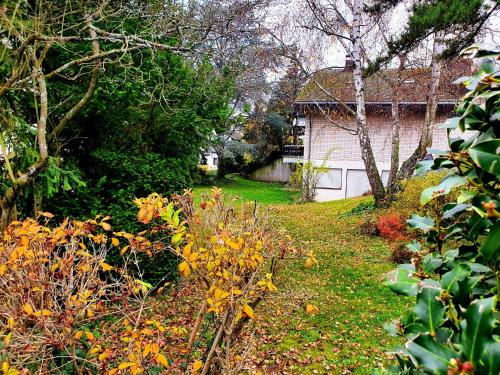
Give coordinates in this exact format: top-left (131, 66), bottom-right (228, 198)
top-left (345, 169), bottom-right (390, 198)
top-left (317, 168), bottom-right (342, 189)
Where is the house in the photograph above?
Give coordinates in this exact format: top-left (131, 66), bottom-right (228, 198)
top-left (200, 148), bottom-right (218, 170)
top-left (291, 58), bottom-right (470, 201)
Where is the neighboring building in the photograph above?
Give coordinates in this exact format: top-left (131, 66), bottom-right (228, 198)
top-left (290, 58), bottom-right (470, 201)
top-left (200, 148), bottom-right (218, 170)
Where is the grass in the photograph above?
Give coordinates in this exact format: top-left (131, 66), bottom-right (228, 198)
top-left (252, 197), bottom-right (411, 374)
top-left (192, 174), bottom-right (296, 205)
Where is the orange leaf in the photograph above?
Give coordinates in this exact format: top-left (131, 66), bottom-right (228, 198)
top-left (192, 360), bottom-right (203, 373)
top-left (306, 304), bottom-right (319, 315)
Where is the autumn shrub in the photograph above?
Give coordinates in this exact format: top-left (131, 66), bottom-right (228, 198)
top-left (0, 189), bottom-right (306, 374)
top-left (134, 188), bottom-right (307, 373)
top-left (376, 213), bottom-right (408, 241)
top-left (0, 215), bottom-right (169, 373)
top-left (392, 170), bottom-right (448, 218)
top-left (359, 217), bottom-right (379, 236)
top-left (288, 161), bottom-right (328, 202)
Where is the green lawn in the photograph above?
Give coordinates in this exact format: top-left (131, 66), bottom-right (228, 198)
top-left (192, 175), bottom-right (296, 205)
top-left (253, 198), bottom-right (410, 374)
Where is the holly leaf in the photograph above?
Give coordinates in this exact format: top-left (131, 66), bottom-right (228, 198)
top-left (480, 220), bottom-right (500, 260)
top-left (407, 215), bottom-right (435, 232)
top-left (420, 175), bottom-right (467, 206)
top-left (441, 263), bottom-right (471, 295)
top-left (460, 297), bottom-right (496, 367)
top-left (415, 280), bottom-right (445, 335)
top-left (422, 253), bottom-right (442, 274)
top-left (405, 334), bottom-right (456, 373)
top-left (469, 139), bottom-right (500, 176)
top-left (385, 268), bottom-right (420, 296)
top-left (479, 342), bottom-right (500, 375)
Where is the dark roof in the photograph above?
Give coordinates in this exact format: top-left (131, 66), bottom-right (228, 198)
top-left (295, 59), bottom-right (470, 104)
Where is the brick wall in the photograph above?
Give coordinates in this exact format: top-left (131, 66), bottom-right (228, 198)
top-left (306, 110), bottom-right (449, 163)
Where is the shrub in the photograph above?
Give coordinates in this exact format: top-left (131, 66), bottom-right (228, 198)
top-left (0, 215), bottom-right (164, 373)
top-left (288, 161), bottom-right (328, 202)
top-left (359, 217), bottom-right (379, 236)
top-left (376, 213), bottom-right (408, 241)
top-left (388, 170), bottom-right (447, 219)
top-left (381, 47), bottom-right (499, 375)
top-left (390, 242), bottom-right (415, 264)
top-left (133, 189), bottom-right (308, 373)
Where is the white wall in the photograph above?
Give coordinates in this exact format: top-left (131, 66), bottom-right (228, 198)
top-left (302, 110), bottom-right (450, 201)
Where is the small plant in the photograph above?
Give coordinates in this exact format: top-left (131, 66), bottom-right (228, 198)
top-left (376, 213), bottom-right (408, 241)
top-left (341, 200), bottom-right (376, 217)
top-left (288, 160), bottom-right (328, 202)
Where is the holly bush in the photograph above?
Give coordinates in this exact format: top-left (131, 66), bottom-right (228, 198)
top-left (382, 46), bottom-right (499, 374)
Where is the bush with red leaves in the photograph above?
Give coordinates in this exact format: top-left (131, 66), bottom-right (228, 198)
top-left (376, 213), bottom-right (408, 241)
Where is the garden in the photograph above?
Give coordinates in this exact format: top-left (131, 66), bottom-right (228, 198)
top-left (0, 1), bottom-right (499, 374)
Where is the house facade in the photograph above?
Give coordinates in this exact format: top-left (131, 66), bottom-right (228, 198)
top-left (292, 59), bottom-right (470, 201)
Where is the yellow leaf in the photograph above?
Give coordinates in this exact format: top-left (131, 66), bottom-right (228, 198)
top-left (178, 261), bottom-right (191, 277)
top-left (100, 222), bottom-right (112, 231)
top-left (0, 264), bottom-right (7, 275)
top-left (99, 352), bottom-right (108, 361)
top-left (306, 304), bottom-right (319, 315)
top-left (33, 309), bottom-right (52, 317)
top-left (243, 304), bottom-right (254, 319)
top-left (7, 318), bottom-right (14, 329)
top-left (118, 362), bottom-right (135, 370)
top-left (192, 360), bottom-right (203, 373)
top-left (3, 332), bottom-right (12, 346)
top-left (89, 347), bottom-right (100, 355)
top-left (101, 262), bottom-right (113, 272)
top-left (155, 353), bottom-right (168, 367)
top-left (183, 243), bottom-right (192, 257)
top-left (111, 238), bottom-right (120, 247)
top-left (74, 331), bottom-right (83, 340)
top-left (143, 344), bottom-right (151, 357)
top-left (23, 303), bottom-right (33, 315)
top-left (140, 328), bottom-right (154, 335)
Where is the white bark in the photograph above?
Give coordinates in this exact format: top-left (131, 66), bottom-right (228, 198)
top-left (352, 0), bottom-right (386, 204)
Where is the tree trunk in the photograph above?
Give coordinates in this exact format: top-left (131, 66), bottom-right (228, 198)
top-left (352, 0), bottom-right (386, 206)
top-left (216, 148), bottom-right (226, 178)
top-left (397, 36), bottom-right (443, 181)
top-left (386, 56), bottom-right (405, 196)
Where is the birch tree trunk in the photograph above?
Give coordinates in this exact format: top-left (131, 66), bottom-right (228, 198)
top-left (386, 56), bottom-right (405, 196)
top-left (396, 35), bottom-right (443, 181)
top-left (352, 0), bottom-right (386, 206)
